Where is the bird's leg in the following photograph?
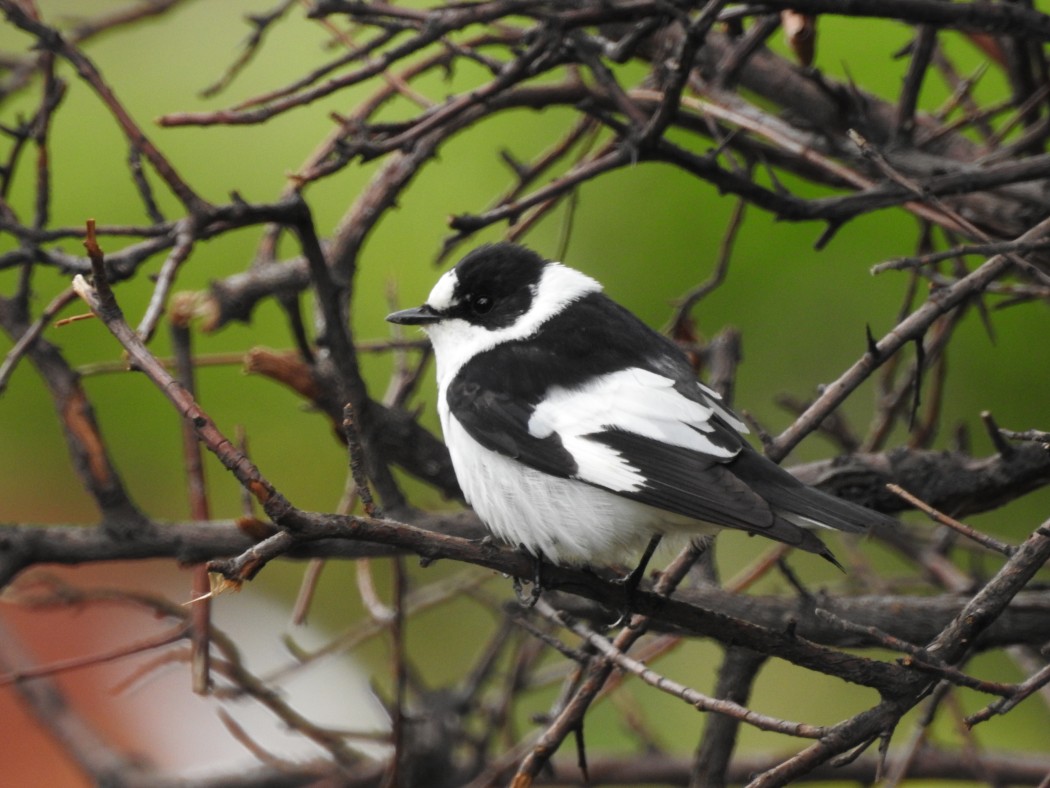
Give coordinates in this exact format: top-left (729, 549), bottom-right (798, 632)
top-left (604, 535), bottom-right (664, 628)
top-left (512, 545), bottom-right (545, 608)
top-left (620, 534), bottom-right (663, 595)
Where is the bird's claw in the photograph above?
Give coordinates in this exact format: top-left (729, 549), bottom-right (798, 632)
top-left (513, 575), bottom-right (541, 608)
top-left (513, 545), bottom-right (545, 608)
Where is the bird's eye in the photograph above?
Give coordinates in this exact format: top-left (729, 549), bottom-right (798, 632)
top-left (472, 295), bottom-right (493, 315)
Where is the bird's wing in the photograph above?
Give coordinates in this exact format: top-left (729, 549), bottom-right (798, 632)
top-left (448, 364), bottom-right (791, 537)
top-left (527, 366), bottom-right (782, 531)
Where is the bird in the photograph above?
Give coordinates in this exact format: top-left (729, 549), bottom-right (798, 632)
top-left (386, 243), bottom-right (895, 585)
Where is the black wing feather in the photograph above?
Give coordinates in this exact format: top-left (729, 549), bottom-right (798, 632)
top-left (727, 449), bottom-right (899, 532)
top-left (590, 430), bottom-right (838, 558)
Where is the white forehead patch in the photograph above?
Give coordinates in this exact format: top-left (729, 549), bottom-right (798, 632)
top-left (426, 269), bottom-right (460, 311)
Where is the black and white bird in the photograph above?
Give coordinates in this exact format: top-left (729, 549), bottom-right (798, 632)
top-left (387, 243), bottom-right (894, 579)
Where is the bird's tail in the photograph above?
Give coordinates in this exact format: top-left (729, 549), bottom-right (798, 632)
top-left (731, 448), bottom-right (897, 534)
top-left (729, 448), bottom-right (898, 571)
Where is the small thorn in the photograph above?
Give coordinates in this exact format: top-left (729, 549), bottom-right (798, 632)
top-left (814, 220), bottom-right (842, 250)
top-left (981, 411), bottom-right (1015, 458)
top-left (865, 324), bottom-right (880, 360)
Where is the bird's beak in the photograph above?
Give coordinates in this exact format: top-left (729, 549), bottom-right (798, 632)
top-left (386, 304), bottom-right (442, 325)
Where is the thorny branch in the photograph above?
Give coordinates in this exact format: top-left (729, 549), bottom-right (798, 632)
top-left (1, 2), bottom-right (1050, 787)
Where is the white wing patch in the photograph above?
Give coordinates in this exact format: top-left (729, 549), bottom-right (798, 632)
top-left (698, 381), bottom-right (749, 435)
top-left (528, 368), bottom-right (741, 492)
top-left (553, 430), bottom-right (646, 493)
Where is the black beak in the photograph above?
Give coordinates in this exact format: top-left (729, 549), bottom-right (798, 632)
top-left (386, 304), bottom-right (442, 325)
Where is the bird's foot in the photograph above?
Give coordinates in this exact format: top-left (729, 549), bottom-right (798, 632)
top-left (616, 560), bottom-right (647, 597)
top-left (605, 570), bottom-right (643, 629)
top-left (512, 575), bottom-right (541, 608)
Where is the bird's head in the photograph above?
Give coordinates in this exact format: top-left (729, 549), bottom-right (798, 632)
top-left (386, 243), bottom-right (601, 352)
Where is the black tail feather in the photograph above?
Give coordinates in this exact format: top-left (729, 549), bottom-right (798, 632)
top-left (730, 448), bottom-right (898, 534)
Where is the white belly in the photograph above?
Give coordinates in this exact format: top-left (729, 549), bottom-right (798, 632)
top-left (442, 413), bottom-right (716, 566)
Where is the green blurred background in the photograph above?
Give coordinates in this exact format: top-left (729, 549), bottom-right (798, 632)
top-left (1, 1), bottom-right (1049, 782)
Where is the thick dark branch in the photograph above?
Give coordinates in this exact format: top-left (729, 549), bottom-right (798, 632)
top-left (0, 512), bottom-right (478, 587)
top-left (790, 443), bottom-right (1050, 518)
top-left (672, 585), bottom-right (1050, 653)
top-left (4, 516), bottom-right (1049, 651)
top-left (207, 511), bottom-right (913, 694)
